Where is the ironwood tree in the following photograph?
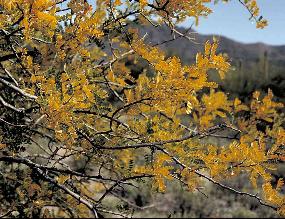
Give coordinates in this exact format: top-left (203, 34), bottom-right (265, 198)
top-left (0, 0), bottom-right (284, 217)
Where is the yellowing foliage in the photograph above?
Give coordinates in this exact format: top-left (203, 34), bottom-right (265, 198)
top-left (0, 0), bottom-right (282, 218)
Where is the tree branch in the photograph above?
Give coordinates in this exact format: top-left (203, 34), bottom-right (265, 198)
top-left (0, 77), bottom-right (37, 99)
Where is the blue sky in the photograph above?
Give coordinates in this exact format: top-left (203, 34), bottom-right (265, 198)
top-left (181, 0), bottom-right (285, 46)
top-left (64, 0), bottom-right (285, 45)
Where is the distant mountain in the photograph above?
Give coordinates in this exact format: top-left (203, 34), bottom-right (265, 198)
top-left (137, 24), bottom-right (285, 67)
top-left (135, 24), bottom-right (285, 100)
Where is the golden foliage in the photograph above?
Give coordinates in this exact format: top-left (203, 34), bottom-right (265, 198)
top-left (0, 0), bottom-right (283, 217)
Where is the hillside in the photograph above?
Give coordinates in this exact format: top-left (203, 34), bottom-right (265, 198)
top-left (136, 24), bottom-right (285, 99)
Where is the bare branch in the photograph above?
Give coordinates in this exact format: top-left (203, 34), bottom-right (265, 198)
top-left (0, 95), bottom-right (25, 112)
top-left (0, 77), bottom-right (37, 99)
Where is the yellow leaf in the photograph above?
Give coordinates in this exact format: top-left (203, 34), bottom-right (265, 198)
top-left (253, 91), bottom-right (260, 100)
top-left (57, 175), bottom-right (69, 184)
top-left (114, 0), bottom-right (122, 6)
top-left (276, 179), bottom-right (284, 191)
top-left (186, 101), bottom-right (193, 114)
top-left (0, 143), bottom-right (6, 150)
top-left (124, 89), bottom-right (133, 102)
top-left (204, 41), bottom-right (211, 56)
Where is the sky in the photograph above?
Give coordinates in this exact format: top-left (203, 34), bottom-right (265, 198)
top-left (181, 0), bottom-right (285, 46)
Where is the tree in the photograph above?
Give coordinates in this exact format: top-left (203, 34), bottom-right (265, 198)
top-left (0, 0), bottom-right (283, 217)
